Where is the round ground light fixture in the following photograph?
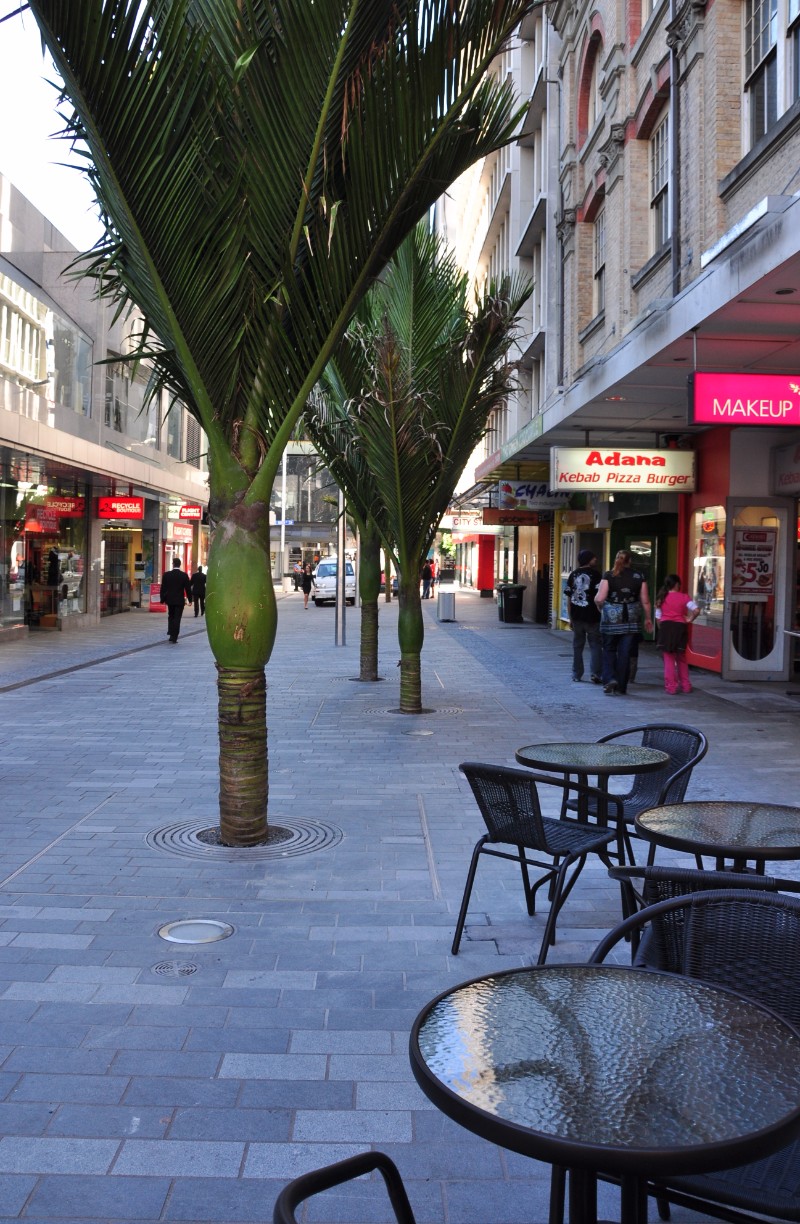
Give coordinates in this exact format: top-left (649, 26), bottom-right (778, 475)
top-left (157, 918), bottom-right (234, 944)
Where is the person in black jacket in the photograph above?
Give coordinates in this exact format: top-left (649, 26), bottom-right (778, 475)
top-left (190, 564), bottom-right (207, 617)
top-left (160, 557), bottom-right (193, 643)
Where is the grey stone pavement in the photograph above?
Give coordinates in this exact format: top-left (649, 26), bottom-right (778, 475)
top-left (0, 590), bottom-right (798, 1223)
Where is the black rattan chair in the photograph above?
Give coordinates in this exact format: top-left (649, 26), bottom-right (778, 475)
top-left (452, 762), bottom-right (616, 963)
top-left (273, 1151), bottom-right (417, 1224)
top-left (607, 863), bottom-right (800, 961)
top-left (593, 889), bottom-right (800, 1224)
top-left (562, 724), bottom-right (708, 863)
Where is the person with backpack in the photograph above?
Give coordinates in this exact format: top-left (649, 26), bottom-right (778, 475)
top-left (594, 549), bottom-right (653, 695)
top-left (565, 549), bottom-right (602, 684)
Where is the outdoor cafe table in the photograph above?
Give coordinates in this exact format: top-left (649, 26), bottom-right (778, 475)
top-left (635, 800), bottom-right (800, 871)
top-left (514, 742), bottom-right (670, 835)
top-left (409, 964), bottom-right (800, 1224)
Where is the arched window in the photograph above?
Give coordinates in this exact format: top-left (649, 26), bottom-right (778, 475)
top-left (578, 31), bottom-right (604, 147)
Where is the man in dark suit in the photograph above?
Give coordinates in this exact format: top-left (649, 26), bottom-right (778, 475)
top-left (190, 564), bottom-right (207, 617)
top-left (160, 557), bottom-right (193, 643)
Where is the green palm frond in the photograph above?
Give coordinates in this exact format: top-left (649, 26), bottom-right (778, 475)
top-left (29, 0), bottom-right (534, 495)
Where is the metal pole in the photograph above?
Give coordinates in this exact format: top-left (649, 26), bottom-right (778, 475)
top-left (335, 487), bottom-right (346, 646)
top-left (279, 449), bottom-right (287, 582)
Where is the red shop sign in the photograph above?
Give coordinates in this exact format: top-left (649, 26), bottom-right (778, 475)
top-left (172, 523), bottom-right (194, 542)
top-left (179, 504), bottom-right (202, 520)
top-left (690, 372), bottom-right (800, 426)
top-left (97, 496), bottom-right (144, 520)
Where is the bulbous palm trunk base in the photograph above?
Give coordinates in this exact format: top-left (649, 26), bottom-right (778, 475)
top-left (399, 651), bottom-right (422, 713)
top-left (217, 664), bottom-right (268, 846)
top-left (360, 600), bottom-right (380, 681)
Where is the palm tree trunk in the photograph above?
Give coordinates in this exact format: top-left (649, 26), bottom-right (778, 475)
top-left (398, 574), bottom-right (424, 713)
top-left (206, 503), bottom-right (276, 846)
top-left (384, 555), bottom-right (392, 603)
top-left (359, 523), bottom-right (381, 681)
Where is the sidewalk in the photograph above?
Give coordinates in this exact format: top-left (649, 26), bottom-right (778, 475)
top-left (0, 590), bottom-right (797, 1223)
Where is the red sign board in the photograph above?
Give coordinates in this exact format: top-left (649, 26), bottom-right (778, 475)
top-left (690, 373), bottom-right (800, 426)
top-left (97, 496), bottom-right (144, 520)
top-left (172, 523), bottom-right (194, 542)
top-left (45, 496), bottom-right (85, 517)
top-left (25, 506), bottom-right (60, 533)
top-left (179, 504), bottom-right (202, 520)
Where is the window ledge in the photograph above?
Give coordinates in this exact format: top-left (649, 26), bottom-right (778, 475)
top-left (579, 311), bottom-right (605, 344)
top-left (720, 98), bottom-right (800, 199)
top-left (631, 242), bottom-right (671, 291)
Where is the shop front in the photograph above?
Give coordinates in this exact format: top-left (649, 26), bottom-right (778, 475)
top-left (1, 450), bottom-right (90, 633)
top-left (98, 494), bottom-right (144, 617)
top-left (684, 374), bottom-right (800, 681)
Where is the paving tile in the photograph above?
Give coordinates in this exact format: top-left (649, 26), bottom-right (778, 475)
top-left (112, 1138), bottom-right (244, 1177)
top-left (25, 1174), bottom-right (170, 1218)
top-left (0, 1136), bottom-right (119, 1173)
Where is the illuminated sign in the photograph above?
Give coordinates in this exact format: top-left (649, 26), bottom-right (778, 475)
top-left (97, 496), bottom-right (144, 519)
top-left (690, 373), bottom-right (800, 426)
top-left (179, 504), bottom-right (202, 520)
top-left (550, 447), bottom-right (695, 491)
top-left (171, 524), bottom-right (194, 542)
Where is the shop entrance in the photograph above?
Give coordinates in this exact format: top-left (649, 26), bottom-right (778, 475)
top-left (101, 532), bottom-right (133, 616)
top-left (722, 500), bottom-right (792, 681)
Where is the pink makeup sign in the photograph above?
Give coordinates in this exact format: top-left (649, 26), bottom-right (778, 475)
top-left (690, 372), bottom-right (800, 426)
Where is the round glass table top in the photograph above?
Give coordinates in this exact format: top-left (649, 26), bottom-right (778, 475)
top-left (515, 742), bottom-right (669, 775)
top-left (635, 801), bottom-right (800, 858)
top-left (411, 965), bottom-right (800, 1175)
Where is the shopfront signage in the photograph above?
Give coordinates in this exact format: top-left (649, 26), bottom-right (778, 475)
top-left (497, 481), bottom-right (571, 510)
top-left (44, 496), bottom-right (85, 517)
top-left (550, 447), bottom-right (695, 491)
top-left (483, 508), bottom-right (541, 525)
top-left (179, 504), bottom-right (202, 520)
top-left (97, 496), bottom-right (144, 520)
top-left (171, 523), bottom-right (194, 542)
top-left (25, 505), bottom-right (59, 533)
top-left (731, 526), bottom-right (776, 597)
top-left (690, 372), bottom-right (800, 426)
top-left (440, 512), bottom-right (484, 530)
top-left (773, 441), bottom-right (800, 496)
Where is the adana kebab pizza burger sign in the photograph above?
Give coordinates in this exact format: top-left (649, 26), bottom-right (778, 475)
top-left (550, 447), bottom-right (695, 491)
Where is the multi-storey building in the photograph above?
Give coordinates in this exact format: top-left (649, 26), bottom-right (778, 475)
top-left (445, 0), bottom-right (800, 682)
top-left (0, 175), bottom-right (209, 638)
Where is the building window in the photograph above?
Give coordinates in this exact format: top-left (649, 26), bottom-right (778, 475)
top-left (745, 0), bottom-right (778, 143)
top-left (594, 208), bottom-right (606, 317)
top-left (650, 114), bottom-right (670, 250)
top-left (791, 0), bottom-right (800, 99)
top-left (578, 31), bottom-right (604, 147)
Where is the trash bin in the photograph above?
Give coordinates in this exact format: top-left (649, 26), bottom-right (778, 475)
top-left (497, 583), bottom-right (526, 623)
top-left (437, 589), bottom-right (456, 621)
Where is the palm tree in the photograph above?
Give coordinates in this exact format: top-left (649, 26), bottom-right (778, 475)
top-left (315, 224), bottom-right (531, 712)
top-left (27, 0), bottom-right (534, 842)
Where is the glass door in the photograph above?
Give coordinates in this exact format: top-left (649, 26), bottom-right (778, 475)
top-left (722, 500), bottom-right (791, 680)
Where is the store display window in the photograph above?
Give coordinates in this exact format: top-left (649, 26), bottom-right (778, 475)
top-left (690, 506), bottom-right (726, 659)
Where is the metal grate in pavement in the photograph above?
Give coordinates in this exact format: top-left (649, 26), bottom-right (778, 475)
top-left (145, 818), bottom-right (343, 860)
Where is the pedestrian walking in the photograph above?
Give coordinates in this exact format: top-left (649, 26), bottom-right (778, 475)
top-left (655, 574), bottom-right (699, 694)
top-left (160, 557), bottom-right (193, 643)
top-left (190, 564), bottom-right (206, 617)
top-left (594, 549), bottom-right (653, 695)
top-left (301, 563), bottom-right (315, 609)
top-left (565, 549), bottom-right (602, 683)
top-left (421, 560), bottom-right (433, 599)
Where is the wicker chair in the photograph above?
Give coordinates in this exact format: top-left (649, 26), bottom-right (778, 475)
top-left (607, 863), bottom-right (800, 961)
top-left (561, 724), bottom-right (708, 863)
top-left (452, 762), bottom-right (616, 963)
top-left (273, 1151), bottom-right (417, 1224)
top-left (592, 889), bottom-right (800, 1223)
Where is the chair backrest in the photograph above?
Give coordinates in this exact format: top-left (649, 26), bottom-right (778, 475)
top-left (459, 762), bottom-right (609, 853)
top-left (273, 1151), bottom-right (417, 1224)
top-left (598, 723), bottom-right (708, 814)
top-left (459, 762), bottom-right (549, 850)
top-left (608, 865), bottom-right (782, 964)
top-left (591, 889), bottom-right (800, 1029)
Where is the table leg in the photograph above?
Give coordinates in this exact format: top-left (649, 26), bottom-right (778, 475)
top-left (620, 1175), bottom-right (648, 1224)
top-left (567, 1168), bottom-right (597, 1224)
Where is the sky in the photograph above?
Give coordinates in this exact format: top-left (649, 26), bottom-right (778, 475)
top-left (0, 7), bottom-right (104, 250)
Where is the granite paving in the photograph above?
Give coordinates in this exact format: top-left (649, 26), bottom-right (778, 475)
top-left (0, 589), bottom-right (798, 1222)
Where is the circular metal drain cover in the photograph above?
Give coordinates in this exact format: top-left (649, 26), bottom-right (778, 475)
top-left (146, 818), bottom-right (343, 861)
top-left (152, 960), bottom-right (199, 976)
top-left (364, 706), bottom-right (462, 716)
top-left (158, 919), bottom-right (234, 945)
